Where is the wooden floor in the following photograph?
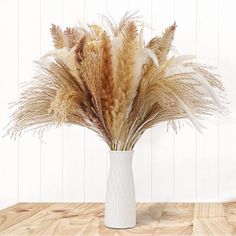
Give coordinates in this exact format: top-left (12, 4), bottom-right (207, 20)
top-left (0, 203), bottom-right (236, 235)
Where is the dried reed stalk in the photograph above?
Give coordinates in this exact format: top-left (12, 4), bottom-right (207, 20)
top-left (7, 13), bottom-right (228, 150)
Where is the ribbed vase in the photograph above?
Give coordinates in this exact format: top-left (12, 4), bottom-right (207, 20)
top-left (105, 150), bottom-right (136, 229)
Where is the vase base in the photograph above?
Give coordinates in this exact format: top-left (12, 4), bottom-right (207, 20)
top-left (105, 224), bottom-right (136, 229)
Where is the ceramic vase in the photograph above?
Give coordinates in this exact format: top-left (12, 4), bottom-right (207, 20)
top-left (105, 150), bottom-right (136, 229)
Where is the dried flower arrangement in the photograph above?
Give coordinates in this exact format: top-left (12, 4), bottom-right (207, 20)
top-left (7, 13), bottom-right (227, 150)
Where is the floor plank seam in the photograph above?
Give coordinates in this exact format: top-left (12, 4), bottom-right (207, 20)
top-left (152, 203), bottom-right (167, 236)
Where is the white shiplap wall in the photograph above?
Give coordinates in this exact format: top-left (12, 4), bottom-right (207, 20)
top-left (1, 0), bottom-right (236, 209)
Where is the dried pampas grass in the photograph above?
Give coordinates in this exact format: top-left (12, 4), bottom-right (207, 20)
top-left (7, 13), bottom-right (228, 150)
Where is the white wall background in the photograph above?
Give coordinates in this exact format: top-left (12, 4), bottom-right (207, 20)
top-left (0, 0), bottom-right (236, 209)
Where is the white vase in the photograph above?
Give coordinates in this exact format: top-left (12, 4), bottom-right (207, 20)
top-left (105, 150), bottom-right (136, 229)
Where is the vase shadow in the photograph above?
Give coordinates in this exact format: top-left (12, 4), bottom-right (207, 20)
top-left (136, 204), bottom-right (164, 226)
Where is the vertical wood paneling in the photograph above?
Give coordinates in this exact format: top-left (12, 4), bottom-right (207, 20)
top-left (196, 0), bottom-right (219, 201)
top-left (84, 0), bottom-right (108, 201)
top-left (0, 0), bottom-right (19, 209)
top-left (62, 0), bottom-right (85, 202)
top-left (1, 0), bottom-right (236, 206)
top-left (219, 0), bottom-right (236, 201)
top-left (130, 0), bottom-right (152, 202)
top-left (133, 131), bottom-right (152, 201)
top-left (18, 0), bottom-right (41, 202)
top-left (151, 0), bottom-right (175, 202)
top-left (40, 0), bottom-right (64, 201)
top-left (107, 0), bottom-right (130, 22)
top-left (174, 0), bottom-right (197, 201)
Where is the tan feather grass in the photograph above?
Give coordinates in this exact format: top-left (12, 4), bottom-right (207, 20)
top-left (7, 13), bottom-right (228, 150)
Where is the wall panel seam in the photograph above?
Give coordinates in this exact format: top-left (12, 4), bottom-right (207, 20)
top-left (172, 0), bottom-right (176, 202)
top-left (150, 0), bottom-right (153, 202)
top-left (17, 0), bottom-right (20, 202)
top-left (61, 0), bottom-right (64, 202)
top-left (195, 0), bottom-right (198, 202)
top-left (217, 0), bottom-right (220, 202)
top-left (39, 0), bottom-right (42, 202)
top-left (83, 0), bottom-right (87, 201)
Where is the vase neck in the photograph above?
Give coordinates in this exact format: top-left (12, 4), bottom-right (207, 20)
top-left (109, 151), bottom-right (134, 165)
top-left (109, 150), bottom-right (134, 158)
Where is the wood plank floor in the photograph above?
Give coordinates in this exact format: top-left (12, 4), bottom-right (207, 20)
top-left (0, 203), bottom-right (235, 235)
